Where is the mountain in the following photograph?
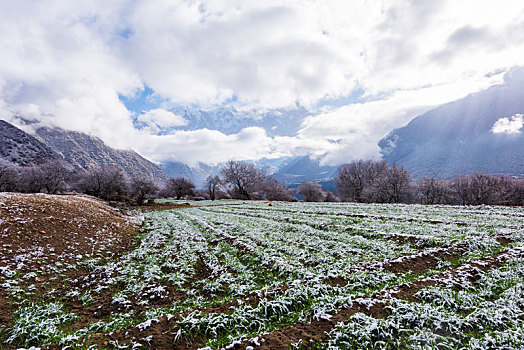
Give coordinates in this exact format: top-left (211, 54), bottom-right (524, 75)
top-left (271, 156), bottom-right (338, 185)
top-left (136, 106), bottom-right (310, 137)
top-left (35, 126), bottom-right (169, 184)
top-left (159, 161), bottom-right (220, 187)
top-left (379, 69), bottom-right (524, 178)
top-left (160, 155), bottom-right (338, 188)
top-left (0, 120), bottom-right (61, 166)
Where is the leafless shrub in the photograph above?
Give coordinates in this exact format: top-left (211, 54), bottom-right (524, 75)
top-left (163, 177), bottom-right (195, 200)
top-left (129, 176), bottom-right (158, 205)
top-left (262, 177), bottom-right (297, 201)
top-left (323, 190), bottom-right (339, 202)
top-left (297, 181), bottom-right (324, 202)
top-left (194, 189), bottom-right (211, 200)
top-left (0, 160), bottom-right (19, 192)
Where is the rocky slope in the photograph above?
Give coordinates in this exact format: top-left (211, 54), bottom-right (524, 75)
top-left (0, 120), bottom-right (61, 166)
top-left (35, 126), bottom-right (169, 184)
top-left (0, 119), bottom-right (168, 184)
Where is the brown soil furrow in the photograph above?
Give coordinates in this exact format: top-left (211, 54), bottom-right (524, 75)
top-left (235, 246), bottom-right (524, 350)
top-left (326, 242), bottom-right (467, 287)
top-left (71, 246), bottom-right (524, 350)
top-left (387, 246), bottom-right (524, 302)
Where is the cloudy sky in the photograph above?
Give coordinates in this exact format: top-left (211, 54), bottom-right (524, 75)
top-left (1, 0), bottom-right (523, 166)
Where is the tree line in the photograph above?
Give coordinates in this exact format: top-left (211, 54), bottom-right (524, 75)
top-left (335, 160), bottom-right (523, 206)
top-left (0, 158), bottom-right (522, 206)
top-left (0, 159), bottom-right (296, 204)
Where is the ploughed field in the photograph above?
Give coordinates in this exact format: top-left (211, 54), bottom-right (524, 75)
top-left (1, 196), bottom-right (524, 349)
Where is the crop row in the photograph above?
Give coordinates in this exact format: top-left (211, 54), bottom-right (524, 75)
top-left (1, 201), bottom-right (522, 349)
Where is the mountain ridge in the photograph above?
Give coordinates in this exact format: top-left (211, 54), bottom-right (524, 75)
top-left (0, 120), bottom-right (61, 166)
top-left (35, 126), bottom-right (169, 184)
top-left (0, 119), bottom-right (169, 184)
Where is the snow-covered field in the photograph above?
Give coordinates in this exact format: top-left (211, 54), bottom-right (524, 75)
top-left (1, 199), bottom-right (523, 349)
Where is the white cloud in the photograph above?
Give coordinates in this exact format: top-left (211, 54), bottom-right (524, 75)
top-left (138, 127), bottom-right (277, 166)
top-left (135, 126), bottom-right (338, 166)
top-left (136, 109), bottom-right (187, 133)
top-left (298, 75), bottom-right (502, 165)
top-left (0, 0), bottom-right (523, 165)
top-left (492, 114), bottom-right (524, 135)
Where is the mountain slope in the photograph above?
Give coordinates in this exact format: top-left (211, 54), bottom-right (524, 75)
top-left (272, 156), bottom-right (338, 184)
top-left (160, 156), bottom-right (338, 188)
top-left (0, 120), bottom-right (61, 166)
top-left (379, 69), bottom-right (524, 178)
top-left (36, 126), bottom-right (169, 184)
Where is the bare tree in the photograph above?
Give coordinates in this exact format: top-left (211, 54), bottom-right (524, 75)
top-left (262, 177), bottom-right (296, 201)
top-left (335, 160), bottom-right (388, 202)
top-left (38, 160), bottom-right (71, 194)
top-left (0, 160), bottom-right (18, 192)
top-left (164, 177), bottom-right (195, 200)
top-left (221, 160), bottom-right (265, 200)
top-left (76, 167), bottom-right (128, 200)
top-left (3, 160), bottom-right (69, 194)
top-left (363, 164), bottom-right (411, 203)
top-left (453, 173), bottom-right (522, 206)
top-left (206, 175), bottom-right (221, 201)
top-left (130, 177), bottom-right (158, 205)
top-left (194, 189), bottom-right (211, 200)
top-left (507, 179), bottom-right (524, 206)
top-left (297, 181), bottom-right (324, 202)
top-left (455, 173), bottom-right (488, 205)
top-left (417, 177), bottom-right (453, 204)
top-left (323, 190), bottom-right (339, 202)
top-left (19, 165), bottom-right (45, 193)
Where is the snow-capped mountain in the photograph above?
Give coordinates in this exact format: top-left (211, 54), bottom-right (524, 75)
top-left (136, 106), bottom-right (310, 137)
top-left (0, 120), bottom-right (61, 166)
top-left (380, 68), bottom-right (524, 178)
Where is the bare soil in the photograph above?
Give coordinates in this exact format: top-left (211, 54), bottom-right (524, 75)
top-left (0, 192), bottom-right (138, 270)
top-left (0, 193), bottom-right (139, 338)
top-left (382, 245), bottom-right (465, 274)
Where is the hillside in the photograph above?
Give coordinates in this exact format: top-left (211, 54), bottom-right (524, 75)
top-left (0, 119), bottom-right (169, 184)
top-left (0, 193), bottom-right (139, 330)
top-left (0, 120), bottom-right (61, 166)
top-left (159, 160), bottom-right (213, 187)
top-left (272, 155), bottom-right (338, 185)
top-left (160, 156), bottom-right (338, 188)
top-left (380, 69), bottom-right (524, 178)
top-left (35, 125), bottom-right (169, 184)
